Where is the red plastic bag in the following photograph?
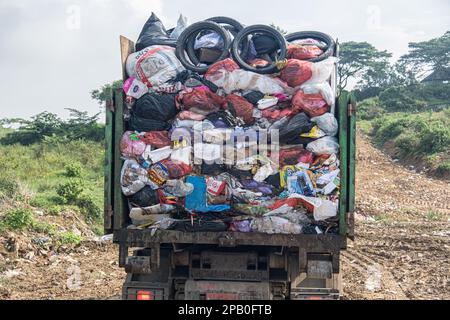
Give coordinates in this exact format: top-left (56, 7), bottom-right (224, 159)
top-left (141, 131), bottom-right (171, 149)
top-left (205, 58), bottom-right (240, 81)
top-left (159, 159), bottom-right (192, 179)
top-left (279, 59), bottom-right (313, 88)
top-left (176, 86), bottom-right (226, 116)
top-left (287, 44), bottom-right (323, 60)
top-left (225, 94), bottom-right (255, 124)
top-left (292, 90), bottom-right (329, 118)
top-left (279, 148), bottom-right (314, 167)
top-left (262, 108), bottom-right (295, 121)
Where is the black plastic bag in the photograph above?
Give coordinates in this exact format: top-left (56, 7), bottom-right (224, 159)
top-left (134, 93), bottom-right (178, 121)
top-left (279, 113), bottom-right (314, 144)
top-left (136, 13), bottom-right (175, 51)
top-left (243, 91), bottom-right (265, 105)
top-left (253, 34), bottom-right (279, 55)
top-left (128, 186), bottom-right (159, 208)
top-left (129, 114), bottom-right (170, 132)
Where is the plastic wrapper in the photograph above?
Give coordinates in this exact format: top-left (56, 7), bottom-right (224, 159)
top-left (120, 132), bottom-right (146, 158)
top-left (289, 194), bottom-right (338, 221)
top-left (142, 146), bottom-right (172, 164)
top-left (126, 45), bottom-right (185, 88)
top-left (292, 90), bottom-right (329, 118)
top-left (177, 111), bottom-right (207, 121)
top-left (279, 59), bottom-right (313, 88)
top-left (300, 126), bottom-right (327, 139)
top-left (194, 32), bottom-right (225, 50)
top-left (310, 113), bottom-right (339, 137)
top-left (128, 186), bottom-right (159, 208)
top-left (185, 176), bottom-right (231, 213)
top-left (121, 160), bottom-right (152, 196)
top-left (123, 77), bottom-right (148, 99)
top-left (176, 86), bottom-right (226, 116)
top-left (251, 217), bottom-right (303, 235)
top-left (306, 137), bottom-right (340, 155)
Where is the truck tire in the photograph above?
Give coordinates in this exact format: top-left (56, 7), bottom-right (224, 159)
top-left (176, 21), bottom-right (232, 74)
top-left (285, 31), bottom-right (336, 62)
top-left (231, 25), bottom-right (287, 74)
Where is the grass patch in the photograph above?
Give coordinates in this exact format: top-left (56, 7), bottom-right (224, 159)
top-left (57, 231), bottom-right (83, 246)
top-left (0, 208), bottom-right (34, 231)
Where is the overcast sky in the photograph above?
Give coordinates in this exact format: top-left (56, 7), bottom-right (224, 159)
top-left (0, 0), bottom-right (449, 120)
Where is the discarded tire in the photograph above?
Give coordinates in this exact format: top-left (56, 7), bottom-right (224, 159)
top-left (231, 25), bottom-right (287, 74)
top-left (285, 31), bottom-right (335, 62)
top-left (176, 21), bottom-right (232, 74)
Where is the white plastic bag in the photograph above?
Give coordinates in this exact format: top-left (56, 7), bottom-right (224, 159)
top-left (251, 216), bottom-right (303, 235)
top-left (311, 113), bottom-right (339, 137)
top-left (126, 45), bottom-right (185, 88)
top-left (289, 194), bottom-right (338, 221)
top-left (142, 146), bottom-right (172, 164)
top-left (307, 137), bottom-right (340, 155)
top-left (302, 57), bottom-right (337, 85)
top-left (169, 15), bottom-right (188, 40)
top-left (206, 69), bottom-right (292, 95)
top-left (301, 82), bottom-right (335, 106)
top-left (171, 146), bottom-right (192, 165)
top-left (194, 32), bottom-right (225, 50)
top-left (120, 160), bottom-right (151, 196)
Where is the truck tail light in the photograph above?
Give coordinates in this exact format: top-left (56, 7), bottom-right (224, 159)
top-left (137, 290), bottom-right (154, 301)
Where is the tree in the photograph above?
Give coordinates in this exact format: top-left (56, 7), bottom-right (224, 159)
top-left (338, 41), bottom-right (392, 90)
top-left (400, 31), bottom-right (450, 78)
top-left (91, 80), bottom-right (123, 106)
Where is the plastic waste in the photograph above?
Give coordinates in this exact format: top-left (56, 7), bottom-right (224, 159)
top-left (286, 170), bottom-right (315, 196)
top-left (292, 90), bottom-right (329, 118)
top-left (225, 94), bottom-right (255, 124)
top-left (176, 86), bottom-right (226, 116)
top-left (279, 59), bottom-right (313, 87)
top-left (185, 176), bottom-right (231, 213)
top-left (165, 180), bottom-right (194, 197)
top-left (300, 126), bottom-right (327, 139)
top-left (123, 77), bottom-right (148, 99)
top-left (121, 160), bottom-right (152, 196)
top-left (120, 131), bottom-right (146, 158)
top-left (289, 194), bottom-right (338, 221)
top-left (142, 146), bottom-right (172, 164)
top-left (128, 186), bottom-right (159, 208)
top-left (140, 131), bottom-right (172, 149)
top-left (206, 177), bottom-right (227, 196)
top-left (287, 44), bottom-right (323, 60)
top-left (310, 113), bottom-right (339, 137)
top-left (126, 45), bottom-right (185, 88)
top-left (301, 82), bottom-right (335, 106)
top-left (279, 113), bottom-right (314, 144)
top-left (306, 137), bottom-right (340, 155)
top-left (135, 13), bottom-right (173, 51)
top-left (302, 57), bottom-right (337, 85)
top-left (251, 217), bottom-right (303, 235)
top-left (130, 205), bottom-right (175, 225)
top-left (169, 14), bottom-right (188, 40)
top-left (194, 32), bottom-right (225, 50)
top-left (171, 146), bottom-right (192, 166)
top-left (257, 96), bottom-right (279, 110)
top-left (229, 220), bottom-right (252, 233)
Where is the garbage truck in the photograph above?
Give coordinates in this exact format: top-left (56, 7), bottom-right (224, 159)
top-left (104, 31), bottom-right (356, 300)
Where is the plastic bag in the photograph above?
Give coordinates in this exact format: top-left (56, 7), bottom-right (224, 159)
top-left (229, 220), bottom-right (252, 233)
top-left (176, 86), bottom-right (226, 116)
top-left (194, 32), bottom-right (225, 50)
top-left (142, 146), bottom-right (172, 164)
top-left (140, 131), bottom-right (172, 149)
top-left (135, 13), bottom-right (172, 51)
top-left (287, 44), bottom-right (323, 60)
top-left (205, 59), bottom-right (240, 81)
top-left (279, 148), bottom-right (314, 167)
top-left (289, 194), bottom-right (338, 221)
top-left (279, 113), bottom-right (314, 144)
top-left (123, 77), bottom-right (148, 99)
top-left (301, 82), bottom-right (334, 106)
top-left (185, 176), bottom-right (231, 213)
top-left (169, 14), bottom-right (188, 40)
top-left (302, 57), bottom-right (337, 85)
top-left (126, 45), bottom-right (185, 88)
top-left (206, 69), bottom-right (290, 95)
top-left (251, 217), bottom-right (303, 235)
top-left (120, 131), bottom-right (146, 158)
top-left (306, 137), bottom-right (340, 155)
top-left (310, 113), bottom-right (338, 137)
top-left (279, 59), bottom-right (313, 88)
top-left (129, 114), bottom-right (170, 132)
top-left (171, 146), bottom-right (192, 165)
top-left (225, 94), bottom-right (255, 124)
top-left (159, 159), bottom-right (192, 179)
top-left (121, 160), bottom-right (152, 196)
top-left (292, 90), bottom-right (329, 118)
top-left (128, 186), bottom-right (159, 208)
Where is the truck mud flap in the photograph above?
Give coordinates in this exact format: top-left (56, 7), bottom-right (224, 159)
top-left (184, 280), bottom-right (271, 300)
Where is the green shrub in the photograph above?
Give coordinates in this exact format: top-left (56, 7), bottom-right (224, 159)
top-left (436, 161), bottom-right (450, 175)
top-left (56, 179), bottom-right (84, 203)
top-left (76, 193), bottom-right (102, 222)
top-left (32, 221), bottom-right (57, 235)
top-left (1, 208), bottom-right (34, 231)
top-left (58, 231), bottom-right (82, 246)
top-left (64, 162), bottom-right (83, 178)
top-left (357, 97), bottom-right (385, 121)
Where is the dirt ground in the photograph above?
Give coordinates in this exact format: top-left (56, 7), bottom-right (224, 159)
top-left (0, 133), bottom-right (449, 300)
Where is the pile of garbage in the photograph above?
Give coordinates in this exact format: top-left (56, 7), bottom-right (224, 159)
top-left (120, 13), bottom-right (341, 235)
